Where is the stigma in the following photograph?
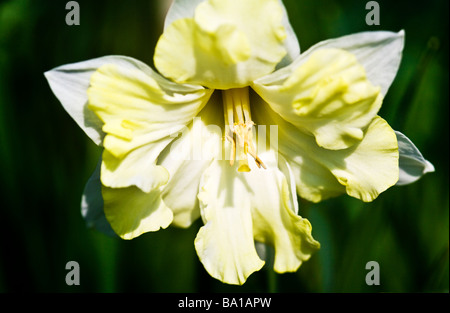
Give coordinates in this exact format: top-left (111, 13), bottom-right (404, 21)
top-left (222, 87), bottom-right (266, 172)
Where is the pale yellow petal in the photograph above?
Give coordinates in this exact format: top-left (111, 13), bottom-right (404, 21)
top-left (154, 0), bottom-right (287, 89)
top-left (100, 144), bottom-right (170, 192)
top-left (252, 92), bottom-right (345, 202)
top-left (195, 160), bottom-right (264, 285)
top-left (102, 185), bottom-right (173, 240)
top-left (158, 93), bottom-right (224, 228)
top-left (252, 93), bottom-right (399, 202)
top-left (87, 63), bottom-right (212, 192)
top-left (246, 152), bottom-right (321, 273)
top-left (195, 149), bottom-right (320, 284)
top-left (253, 48), bottom-right (382, 150)
top-left (330, 116), bottom-right (399, 202)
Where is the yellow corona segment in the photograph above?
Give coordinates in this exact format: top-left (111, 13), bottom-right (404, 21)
top-left (254, 48), bottom-right (383, 150)
top-left (222, 87), bottom-right (266, 172)
top-left (154, 0), bottom-right (287, 89)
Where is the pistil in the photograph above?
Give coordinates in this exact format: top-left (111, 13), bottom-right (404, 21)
top-left (222, 87), bottom-right (266, 172)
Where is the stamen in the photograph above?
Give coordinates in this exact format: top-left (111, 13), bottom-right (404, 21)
top-left (222, 90), bottom-right (234, 129)
top-left (239, 88), bottom-right (252, 122)
top-left (225, 132), bottom-right (236, 166)
top-left (232, 89), bottom-right (245, 124)
top-left (221, 87), bottom-right (266, 171)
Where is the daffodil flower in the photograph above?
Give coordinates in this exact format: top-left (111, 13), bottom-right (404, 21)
top-left (45, 0), bottom-right (434, 285)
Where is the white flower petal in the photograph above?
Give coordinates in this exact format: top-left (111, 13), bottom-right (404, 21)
top-left (249, 152), bottom-right (320, 273)
top-left (80, 157), bottom-right (174, 240)
top-left (163, 0), bottom-right (206, 30)
top-left (100, 142), bottom-right (171, 193)
top-left (252, 95), bottom-right (399, 203)
top-left (158, 93), bottom-right (223, 228)
top-left (102, 185), bottom-right (173, 240)
top-left (276, 0), bottom-right (300, 68)
top-left (195, 149), bottom-right (319, 284)
top-left (395, 131), bottom-right (435, 185)
top-left (156, 0), bottom-right (287, 89)
top-left (253, 48), bottom-right (383, 150)
top-left (195, 159), bottom-right (264, 285)
top-left (260, 30), bottom-right (404, 96)
top-left (44, 55), bottom-right (182, 145)
top-left (159, 0), bottom-right (300, 89)
top-left (82, 159), bottom-right (175, 240)
top-left (316, 30), bottom-right (405, 96)
top-left (87, 62), bottom-right (213, 192)
top-left (163, 0), bottom-right (299, 69)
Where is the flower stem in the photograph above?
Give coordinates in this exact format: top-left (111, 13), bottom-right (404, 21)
top-left (267, 268), bottom-right (278, 293)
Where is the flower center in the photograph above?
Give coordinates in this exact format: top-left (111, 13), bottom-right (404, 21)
top-left (222, 87), bottom-right (266, 172)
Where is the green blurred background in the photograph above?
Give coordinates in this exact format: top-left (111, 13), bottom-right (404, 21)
top-left (0, 0), bottom-right (448, 292)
